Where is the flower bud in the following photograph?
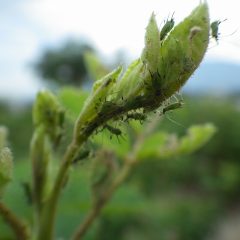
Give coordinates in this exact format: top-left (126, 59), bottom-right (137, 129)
top-left (141, 13), bottom-right (161, 73)
top-left (158, 2), bottom-right (210, 97)
top-left (75, 66), bottom-right (122, 129)
top-left (73, 2), bottom-right (210, 139)
top-left (0, 148), bottom-right (13, 197)
top-left (0, 126), bottom-right (8, 150)
top-left (33, 90), bottom-right (65, 144)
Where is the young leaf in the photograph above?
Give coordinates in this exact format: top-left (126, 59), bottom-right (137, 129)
top-left (84, 51), bottom-right (110, 81)
top-left (58, 87), bottom-right (89, 122)
top-left (178, 123), bottom-right (217, 154)
top-left (137, 123), bottom-right (216, 160)
top-left (141, 13), bottom-right (161, 73)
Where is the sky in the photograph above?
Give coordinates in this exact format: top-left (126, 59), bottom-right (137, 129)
top-left (0, 0), bottom-right (240, 103)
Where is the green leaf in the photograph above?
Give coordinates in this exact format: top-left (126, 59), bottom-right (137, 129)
top-left (75, 66), bottom-right (122, 128)
top-left (138, 123), bottom-right (216, 160)
top-left (58, 87), bottom-right (89, 122)
top-left (141, 13), bottom-right (161, 73)
top-left (137, 132), bottom-right (168, 159)
top-left (84, 51), bottom-right (109, 81)
top-left (178, 123), bottom-right (217, 155)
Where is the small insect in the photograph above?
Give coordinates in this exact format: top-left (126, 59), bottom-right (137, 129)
top-left (104, 124), bottom-right (122, 140)
top-left (162, 101), bottom-right (183, 114)
top-left (210, 19), bottom-right (227, 43)
top-left (160, 12), bottom-right (175, 41)
top-left (72, 149), bottom-right (91, 164)
top-left (148, 70), bottom-right (163, 97)
top-left (125, 95), bottom-right (145, 110)
top-left (126, 112), bottom-right (146, 124)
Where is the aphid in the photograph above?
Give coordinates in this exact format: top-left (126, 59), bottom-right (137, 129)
top-left (126, 112), bottom-right (146, 123)
top-left (104, 124), bottom-right (122, 136)
top-left (162, 101), bottom-right (183, 114)
top-left (104, 124), bottom-right (122, 140)
top-left (160, 13), bottom-right (175, 41)
top-left (101, 100), bottom-right (118, 113)
top-left (72, 149), bottom-right (91, 164)
top-left (124, 95), bottom-right (144, 110)
top-left (210, 19), bottom-right (227, 43)
top-left (161, 100), bottom-right (185, 128)
top-left (148, 70), bottom-right (163, 97)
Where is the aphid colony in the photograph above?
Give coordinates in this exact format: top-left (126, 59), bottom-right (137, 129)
top-left (80, 11), bottom-right (221, 142)
top-left (88, 12), bottom-right (205, 140)
top-left (93, 93), bottom-right (183, 141)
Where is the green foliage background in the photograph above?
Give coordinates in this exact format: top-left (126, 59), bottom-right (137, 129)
top-left (1, 94), bottom-right (240, 240)
top-left (0, 4), bottom-right (237, 237)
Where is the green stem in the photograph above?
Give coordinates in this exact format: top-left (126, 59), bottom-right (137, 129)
top-left (36, 138), bottom-right (83, 240)
top-left (30, 128), bottom-right (47, 229)
top-left (0, 201), bottom-right (30, 240)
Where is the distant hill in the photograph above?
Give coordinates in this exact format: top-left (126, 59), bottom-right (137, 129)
top-left (183, 61), bottom-right (240, 95)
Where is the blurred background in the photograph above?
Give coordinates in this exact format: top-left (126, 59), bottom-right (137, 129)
top-left (1, 0), bottom-right (240, 239)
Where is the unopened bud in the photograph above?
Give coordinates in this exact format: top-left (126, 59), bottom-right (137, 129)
top-left (0, 148), bottom-right (13, 197)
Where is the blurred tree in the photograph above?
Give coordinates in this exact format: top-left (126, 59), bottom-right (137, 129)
top-left (34, 40), bottom-right (94, 86)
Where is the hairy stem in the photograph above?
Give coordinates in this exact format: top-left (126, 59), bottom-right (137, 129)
top-left (36, 138), bottom-right (82, 240)
top-left (0, 201), bottom-right (30, 240)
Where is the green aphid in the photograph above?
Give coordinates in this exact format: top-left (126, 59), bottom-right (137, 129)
top-left (125, 112), bottom-right (146, 124)
top-left (163, 101), bottom-right (183, 114)
top-left (147, 70), bottom-right (163, 97)
top-left (125, 96), bottom-right (144, 110)
top-left (160, 13), bottom-right (175, 41)
top-left (126, 112), bottom-right (146, 122)
top-left (72, 149), bottom-right (91, 164)
top-left (104, 124), bottom-right (121, 136)
top-left (210, 19), bottom-right (226, 42)
top-left (104, 124), bottom-right (122, 140)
